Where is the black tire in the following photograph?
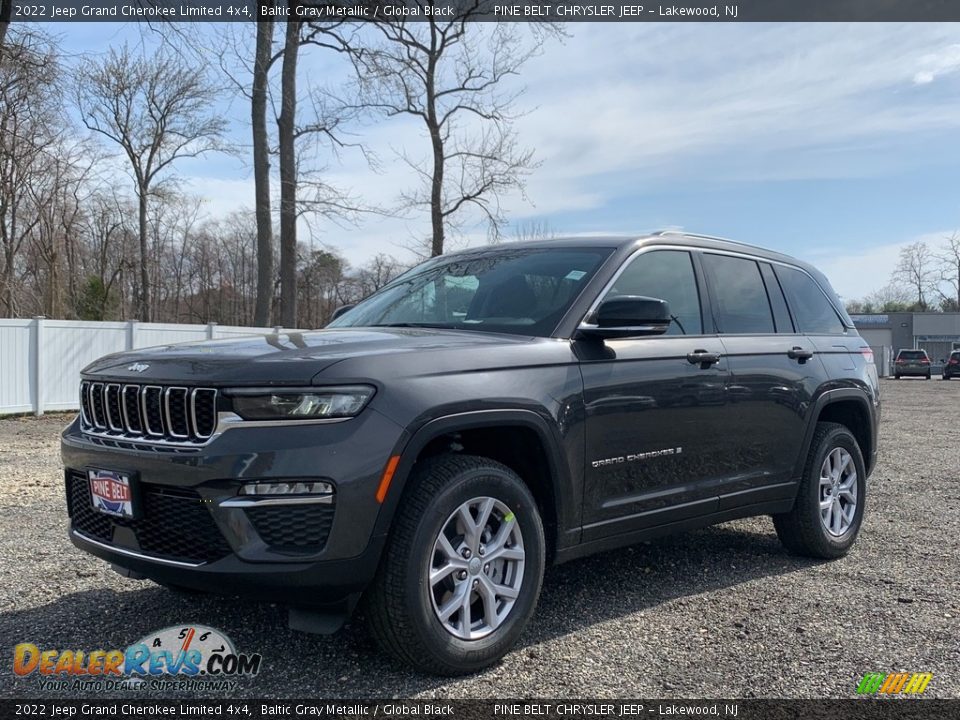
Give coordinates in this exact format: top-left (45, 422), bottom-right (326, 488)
top-left (364, 454), bottom-right (545, 675)
top-left (895, 374), bottom-right (900, 379)
top-left (926, 374), bottom-right (931, 380)
top-left (773, 422), bottom-right (866, 559)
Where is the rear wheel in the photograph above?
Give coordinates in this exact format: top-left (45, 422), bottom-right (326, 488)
top-left (895, 374), bottom-right (901, 379)
top-left (773, 422), bottom-right (866, 559)
top-left (365, 455), bottom-right (545, 675)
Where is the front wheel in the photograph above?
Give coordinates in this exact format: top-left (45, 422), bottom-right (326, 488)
top-left (773, 422), bottom-right (866, 559)
top-left (365, 455), bottom-right (545, 675)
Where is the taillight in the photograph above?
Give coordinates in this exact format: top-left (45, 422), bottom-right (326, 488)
top-left (896, 359), bottom-right (905, 364)
top-left (950, 359), bottom-right (959, 365)
top-left (860, 348), bottom-right (874, 364)
top-left (921, 358), bottom-right (930, 364)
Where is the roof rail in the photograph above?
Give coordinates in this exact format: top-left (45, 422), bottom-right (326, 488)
top-left (651, 229), bottom-right (762, 250)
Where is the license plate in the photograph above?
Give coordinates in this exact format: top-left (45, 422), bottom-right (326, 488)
top-left (88, 469), bottom-right (134, 518)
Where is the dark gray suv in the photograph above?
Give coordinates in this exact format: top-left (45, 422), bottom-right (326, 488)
top-left (62, 232), bottom-right (880, 675)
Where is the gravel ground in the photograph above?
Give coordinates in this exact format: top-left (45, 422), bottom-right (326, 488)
top-left (1, 378), bottom-right (958, 699)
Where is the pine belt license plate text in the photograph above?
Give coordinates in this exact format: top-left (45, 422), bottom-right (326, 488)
top-left (88, 469), bottom-right (134, 518)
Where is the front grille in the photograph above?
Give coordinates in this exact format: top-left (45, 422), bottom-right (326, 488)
top-left (66, 471), bottom-right (231, 564)
top-left (246, 504), bottom-right (335, 552)
top-left (80, 381), bottom-right (217, 445)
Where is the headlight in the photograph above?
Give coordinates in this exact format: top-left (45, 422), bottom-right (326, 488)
top-left (226, 385), bottom-right (375, 421)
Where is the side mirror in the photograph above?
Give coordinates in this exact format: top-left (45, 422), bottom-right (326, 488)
top-left (576, 296), bottom-right (671, 339)
top-left (330, 304), bottom-right (355, 322)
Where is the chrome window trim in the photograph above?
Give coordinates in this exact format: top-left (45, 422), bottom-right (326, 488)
top-left (579, 243), bottom-right (849, 336)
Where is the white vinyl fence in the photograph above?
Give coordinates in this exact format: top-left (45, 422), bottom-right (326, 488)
top-left (0, 319), bottom-right (295, 416)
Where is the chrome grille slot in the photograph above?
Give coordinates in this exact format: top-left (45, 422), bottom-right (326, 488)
top-left (78, 382), bottom-right (218, 446)
top-left (191, 388), bottom-right (217, 439)
top-left (105, 384), bottom-right (124, 431)
top-left (164, 387), bottom-right (190, 438)
top-left (121, 385), bottom-right (143, 434)
top-left (142, 386), bottom-right (165, 437)
top-left (90, 382), bottom-right (107, 429)
top-left (79, 382), bottom-right (93, 426)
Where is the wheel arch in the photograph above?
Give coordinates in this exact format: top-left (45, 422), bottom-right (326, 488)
top-left (795, 389), bottom-right (877, 479)
top-left (373, 410), bottom-right (576, 562)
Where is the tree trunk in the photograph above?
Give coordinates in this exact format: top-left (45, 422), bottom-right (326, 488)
top-left (425, 24), bottom-right (444, 258)
top-left (0, 0), bottom-right (11, 50)
top-left (252, 8), bottom-right (274, 327)
top-left (137, 188), bottom-right (150, 321)
top-left (278, 19), bottom-right (299, 327)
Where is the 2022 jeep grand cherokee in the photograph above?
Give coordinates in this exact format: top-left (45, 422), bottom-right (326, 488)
top-left (62, 231), bottom-right (880, 675)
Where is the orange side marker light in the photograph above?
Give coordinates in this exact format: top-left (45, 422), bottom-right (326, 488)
top-left (376, 456), bottom-right (401, 503)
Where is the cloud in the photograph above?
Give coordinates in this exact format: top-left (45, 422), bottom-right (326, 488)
top-left (913, 44), bottom-right (960, 84)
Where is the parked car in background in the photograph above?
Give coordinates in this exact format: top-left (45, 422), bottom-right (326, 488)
top-left (943, 350), bottom-right (960, 380)
top-left (894, 348), bottom-right (931, 379)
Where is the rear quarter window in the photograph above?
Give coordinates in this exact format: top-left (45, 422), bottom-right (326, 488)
top-left (774, 265), bottom-right (846, 335)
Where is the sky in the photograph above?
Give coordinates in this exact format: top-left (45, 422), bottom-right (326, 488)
top-left (55, 21), bottom-right (960, 302)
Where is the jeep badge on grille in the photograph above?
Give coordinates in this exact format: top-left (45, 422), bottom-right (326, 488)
top-left (127, 363), bottom-right (149, 373)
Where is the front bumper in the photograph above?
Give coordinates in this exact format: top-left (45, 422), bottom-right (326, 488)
top-left (61, 408), bottom-right (407, 606)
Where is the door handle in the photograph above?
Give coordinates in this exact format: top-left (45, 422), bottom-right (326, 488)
top-left (787, 346), bottom-right (814, 362)
top-left (687, 350), bottom-right (721, 367)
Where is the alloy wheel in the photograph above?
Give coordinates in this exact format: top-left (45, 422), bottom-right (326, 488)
top-left (428, 496), bottom-right (525, 640)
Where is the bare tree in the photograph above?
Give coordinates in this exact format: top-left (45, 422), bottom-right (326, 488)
top-left (252, 6), bottom-right (275, 326)
top-left (0, 29), bottom-right (59, 315)
top-left (347, 10), bottom-right (553, 256)
top-left (278, 20), bottom-right (300, 327)
top-left (75, 45), bottom-right (227, 321)
top-left (893, 241), bottom-right (938, 311)
top-left (936, 231), bottom-right (960, 311)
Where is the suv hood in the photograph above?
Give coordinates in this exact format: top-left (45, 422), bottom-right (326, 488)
top-left (81, 327), bottom-right (539, 385)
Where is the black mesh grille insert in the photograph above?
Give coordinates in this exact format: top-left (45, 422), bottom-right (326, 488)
top-left (90, 383), bottom-right (106, 428)
top-left (66, 471), bottom-right (231, 564)
top-left (122, 386), bottom-right (144, 434)
top-left (245, 504), bottom-right (335, 552)
top-left (105, 385), bottom-right (123, 429)
top-left (142, 386), bottom-right (165, 436)
top-left (192, 389), bottom-right (217, 438)
top-left (166, 388), bottom-right (190, 437)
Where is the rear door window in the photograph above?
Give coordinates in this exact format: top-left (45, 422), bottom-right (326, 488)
top-left (701, 254), bottom-right (775, 334)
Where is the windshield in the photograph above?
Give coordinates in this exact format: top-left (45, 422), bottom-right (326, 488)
top-left (328, 248), bottom-right (612, 337)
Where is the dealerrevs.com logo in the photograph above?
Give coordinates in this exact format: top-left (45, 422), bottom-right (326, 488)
top-left (13, 625), bottom-right (261, 692)
top-left (856, 672), bottom-right (933, 695)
